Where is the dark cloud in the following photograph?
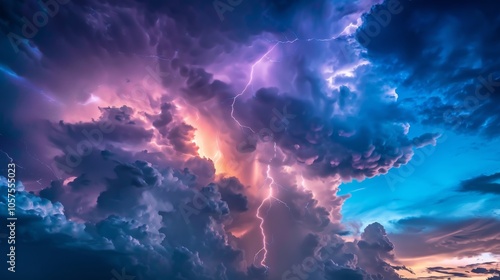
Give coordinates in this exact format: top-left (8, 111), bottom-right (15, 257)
top-left (230, 86), bottom-right (431, 182)
top-left (324, 266), bottom-right (365, 280)
top-left (150, 103), bottom-right (174, 136)
top-left (426, 267), bottom-right (469, 278)
top-left (0, 0), bottom-right (436, 186)
top-left (1, 149), bottom-right (406, 280)
top-left (391, 265), bottom-right (414, 275)
top-left (167, 122), bottom-right (198, 155)
top-left (472, 267), bottom-right (500, 275)
top-left (355, 223), bottom-right (401, 280)
top-left (359, 0), bottom-right (500, 138)
top-left (217, 177), bottom-right (249, 213)
top-left (460, 172), bottom-right (500, 195)
top-left (0, 169), bottom-right (246, 280)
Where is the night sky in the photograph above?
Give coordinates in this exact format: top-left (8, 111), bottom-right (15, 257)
top-left (0, 0), bottom-right (499, 279)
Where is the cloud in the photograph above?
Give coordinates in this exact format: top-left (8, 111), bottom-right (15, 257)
top-left (2, 0), bottom-right (496, 279)
top-left (390, 217), bottom-right (500, 259)
top-left (426, 267), bottom-right (469, 278)
top-left (1, 168), bottom-right (247, 280)
top-left (418, 263), bottom-right (500, 279)
top-left (359, 0), bottom-right (500, 138)
top-left (412, 133), bottom-right (440, 148)
top-left (217, 177), bottom-right (249, 213)
top-left (167, 123), bottom-right (198, 155)
top-left (229, 86), bottom-right (432, 183)
top-left (472, 267), bottom-right (500, 275)
top-left (460, 172), bottom-right (500, 195)
top-left (391, 265), bottom-right (414, 275)
top-left (355, 222), bottom-right (402, 279)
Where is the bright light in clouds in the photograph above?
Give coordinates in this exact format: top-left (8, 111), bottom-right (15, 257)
top-left (385, 88), bottom-right (398, 101)
top-left (80, 94), bottom-right (102, 105)
top-left (323, 60), bottom-right (370, 90)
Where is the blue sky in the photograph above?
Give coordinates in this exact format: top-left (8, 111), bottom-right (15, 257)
top-left (340, 126), bottom-right (500, 231)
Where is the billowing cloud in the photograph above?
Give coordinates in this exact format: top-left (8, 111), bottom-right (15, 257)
top-left (1, 0), bottom-right (498, 279)
top-left (359, 0), bottom-right (500, 138)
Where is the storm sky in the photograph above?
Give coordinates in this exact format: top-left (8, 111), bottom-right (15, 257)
top-left (0, 0), bottom-right (499, 279)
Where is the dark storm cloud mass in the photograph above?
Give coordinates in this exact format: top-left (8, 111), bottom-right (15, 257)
top-left (0, 103), bottom-right (405, 280)
top-left (0, 171), bottom-right (248, 280)
top-left (0, 108), bottom-right (409, 280)
top-left (359, 0), bottom-right (500, 138)
top-left (0, 0), bottom-right (436, 184)
top-left (48, 107), bottom-right (154, 147)
top-left (218, 176), bottom-right (249, 212)
top-left (225, 84), bottom-right (439, 184)
top-left (2, 0), bottom-right (498, 279)
top-left (1, 162), bottom-right (403, 280)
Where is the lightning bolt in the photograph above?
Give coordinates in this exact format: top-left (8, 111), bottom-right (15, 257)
top-left (21, 140), bottom-right (58, 180)
top-left (0, 149), bottom-right (13, 163)
top-left (0, 149), bottom-right (25, 170)
top-left (253, 142), bottom-right (290, 269)
top-left (230, 22), bottom-right (358, 132)
top-left (231, 22), bottom-right (359, 270)
top-left (229, 47), bottom-right (267, 133)
top-left (230, 38), bottom-right (298, 133)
